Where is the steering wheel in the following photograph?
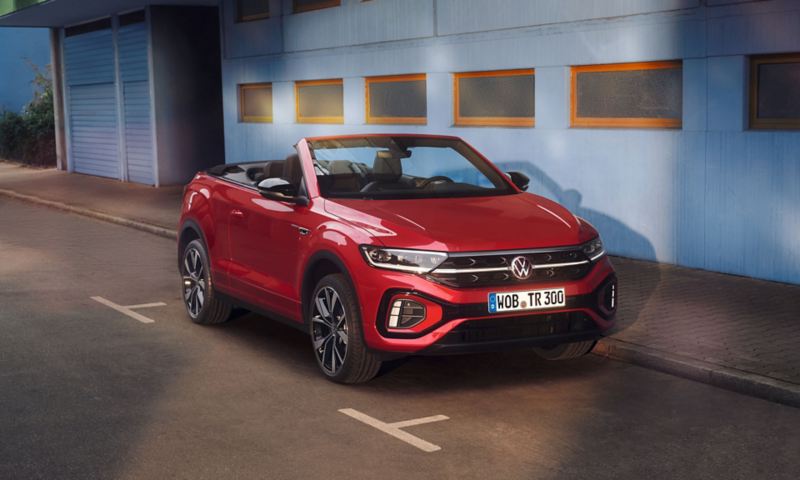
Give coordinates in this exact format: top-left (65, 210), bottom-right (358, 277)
top-left (360, 180), bottom-right (384, 193)
top-left (419, 176), bottom-right (454, 188)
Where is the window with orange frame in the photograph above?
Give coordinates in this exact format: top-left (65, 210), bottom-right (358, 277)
top-left (454, 69), bottom-right (535, 127)
top-left (571, 61), bottom-right (683, 129)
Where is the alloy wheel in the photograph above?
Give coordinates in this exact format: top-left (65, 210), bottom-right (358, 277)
top-left (311, 286), bottom-right (348, 375)
top-left (182, 247), bottom-right (206, 318)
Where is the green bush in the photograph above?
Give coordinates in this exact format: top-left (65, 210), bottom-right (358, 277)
top-left (0, 62), bottom-right (56, 167)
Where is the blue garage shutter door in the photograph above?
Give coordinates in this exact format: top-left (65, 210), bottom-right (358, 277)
top-left (68, 84), bottom-right (119, 178)
top-left (122, 82), bottom-right (154, 184)
top-left (64, 27), bottom-right (120, 179)
top-left (118, 21), bottom-right (155, 185)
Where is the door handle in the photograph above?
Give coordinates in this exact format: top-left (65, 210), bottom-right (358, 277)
top-left (291, 224), bottom-right (310, 236)
top-left (231, 209), bottom-right (244, 218)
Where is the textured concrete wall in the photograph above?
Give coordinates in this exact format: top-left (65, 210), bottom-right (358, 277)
top-left (152, 6), bottom-right (225, 185)
top-left (219, 0), bottom-right (800, 284)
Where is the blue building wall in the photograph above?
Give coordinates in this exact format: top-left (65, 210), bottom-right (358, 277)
top-left (0, 27), bottom-right (50, 112)
top-left (219, 0), bottom-right (800, 285)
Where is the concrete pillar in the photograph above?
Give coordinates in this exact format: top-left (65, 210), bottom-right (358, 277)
top-left (534, 66), bottom-right (570, 129)
top-left (683, 58), bottom-right (708, 131)
top-left (49, 28), bottom-right (67, 171)
top-left (706, 55), bottom-right (747, 132)
top-left (343, 76), bottom-right (365, 125)
top-left (426, 72), bottom-right (452, 129)
top-left (272, 81), bottom-right (295, 124)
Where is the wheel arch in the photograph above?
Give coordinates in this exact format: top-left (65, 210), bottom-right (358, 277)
top-left (178, 219), bottom-right (208, 271)
top-left (301, 250), bottom-right (360, 326)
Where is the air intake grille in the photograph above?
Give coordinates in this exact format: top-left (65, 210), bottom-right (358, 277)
top-left (441, 312), bottom-right (597, 345)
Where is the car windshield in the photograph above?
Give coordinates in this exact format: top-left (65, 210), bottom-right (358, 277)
top-left (309, 136), bottom-right (514, 199)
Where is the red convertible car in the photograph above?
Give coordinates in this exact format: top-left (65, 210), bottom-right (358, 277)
top-left (178, 134), bottom-right (617, 383)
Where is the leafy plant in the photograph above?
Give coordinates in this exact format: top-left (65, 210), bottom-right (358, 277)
top-left (0, 61), bottom-right (56, 167)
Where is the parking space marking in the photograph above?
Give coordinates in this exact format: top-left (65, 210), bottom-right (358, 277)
top-left (339, 408), bottom-right (449, 453)
top-left (389, 415), bottom-right (450, 429)
top-left (91, 296), bottom-right (164, 324)
top-left (123, 302), bottom-right (167, 310)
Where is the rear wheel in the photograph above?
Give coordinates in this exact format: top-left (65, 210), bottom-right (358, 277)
top-left (309, 274), bottom-right (382, 384)
top-left (533, 340), bottom-right (596, 360)
top-left (181, 239), bottom-right (232, 325)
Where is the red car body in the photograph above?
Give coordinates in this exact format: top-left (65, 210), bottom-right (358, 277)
top-left (179, 134), bottom-right (616, 358)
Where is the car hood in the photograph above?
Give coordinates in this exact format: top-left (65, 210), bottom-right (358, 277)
top-left (324, 193), bottom-right (595, 252)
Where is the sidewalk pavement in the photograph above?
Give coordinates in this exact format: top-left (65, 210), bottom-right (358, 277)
top-left (2, 162), bottom-right (798, 407)
top-left (0, 162), bottom-right (182, 232)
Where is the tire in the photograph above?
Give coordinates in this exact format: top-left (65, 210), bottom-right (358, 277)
top-left (180, 239), bottom-right (232, 325)
top-left (533, 340), bottom-right (597, 361)
top-left (309, 274), bottom-right (382, 384)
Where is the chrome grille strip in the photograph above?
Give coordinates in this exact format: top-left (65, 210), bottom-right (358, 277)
top-left (432, 260), bottom-right (589, 275)
top-left (530, 260), bottom-right (589, 269)
top-left (432, 266), bottom-right (511, 274)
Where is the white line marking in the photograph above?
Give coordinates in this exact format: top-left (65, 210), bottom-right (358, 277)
top-left (91, 296), bottom-right (156, 324)
top-left (389, 415), bottom-right (450, 429)
top-left (123, 302), bottom-right (167, 309)
top-left (339, 408), bottom-right (448, 453)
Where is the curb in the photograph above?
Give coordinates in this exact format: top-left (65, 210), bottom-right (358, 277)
top-left (0, 188), bottom-right (178, 240)
top-left (595, 338), bottom-right (800, 409)
top-left (3, 186), bottom-right (799, 409)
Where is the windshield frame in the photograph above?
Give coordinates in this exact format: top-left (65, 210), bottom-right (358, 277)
top-left (307, 135), bottom-right (516, 200)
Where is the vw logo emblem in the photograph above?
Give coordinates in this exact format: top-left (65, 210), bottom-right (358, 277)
top-left (510, 256), bottom-right (533, 280)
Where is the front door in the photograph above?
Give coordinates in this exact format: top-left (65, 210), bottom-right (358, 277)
top-left (225, 185), bottom-right (309, 321)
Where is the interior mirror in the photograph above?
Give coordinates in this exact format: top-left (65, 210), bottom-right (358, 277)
top-left (506, 171), bottom-right (530, 191)
top-left (257, 178), bottom-right (309, 206)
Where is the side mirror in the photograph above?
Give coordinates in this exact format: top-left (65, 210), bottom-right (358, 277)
top-left (506, 171), bottom-right (530, 191)
top-left (257, 178), bottom-right (309, 206)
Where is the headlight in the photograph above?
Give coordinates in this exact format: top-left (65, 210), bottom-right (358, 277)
top-left (360, 246), bottom-right (447, 274)
top-left (582, 237), bottom-right (605, 261)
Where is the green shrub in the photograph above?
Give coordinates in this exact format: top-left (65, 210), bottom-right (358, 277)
top-left (0, 62), bottom-right (56, 167)
top-left (0, 110), bottom-right (26, 159)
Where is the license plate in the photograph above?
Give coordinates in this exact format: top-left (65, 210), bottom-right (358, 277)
top-left (488, 288), bottom-right (566, 313)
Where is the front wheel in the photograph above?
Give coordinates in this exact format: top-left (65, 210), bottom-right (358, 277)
top-left (309, 274), bottom-right (382, 384)
top-left (533, 340), bottom-right (597, 360)
top-left (181, 239), bottom-right (232, 325)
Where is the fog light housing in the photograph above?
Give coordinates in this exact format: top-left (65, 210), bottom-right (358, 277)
top-left (598, 277), bottom-right (618, 316)
top-left (388, 299), bottom-right (426, 329)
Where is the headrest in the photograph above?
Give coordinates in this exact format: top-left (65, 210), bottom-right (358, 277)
top-left (373, 151), bottom-right (402, 177)
top-left (328, 160), bottom-right (355, 175)
top-left (283, 154), bottom-right (302, 184)
top-left (262, 161), bottom-right (284, 179)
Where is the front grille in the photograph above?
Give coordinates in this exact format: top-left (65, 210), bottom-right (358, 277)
top-left (440, 312), bottom-right (597, 345)
top-left (427, 247), bottom-right (591, 288)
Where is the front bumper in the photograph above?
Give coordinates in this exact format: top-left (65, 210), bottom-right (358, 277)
top-left (352, 255), bottom-right (617, 355)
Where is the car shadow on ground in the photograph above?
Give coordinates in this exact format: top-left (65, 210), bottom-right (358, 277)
top-left (213, 310), bottom-right (612, 392)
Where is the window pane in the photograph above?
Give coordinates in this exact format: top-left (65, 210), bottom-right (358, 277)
top-left (368, 78), bottom-right (426, 122)
top-left (457, 73), bottom-right (535, 120)
top-left (238, 0), bottom-right (269, 21)
top-left (240, 84), bottom-right (272, 122)
top-left (297, 81), bottom-right (343, 122)
top-left (293, 0), bottom-right (340, 13)
top-left (576, 66), bottom-right (682, 119)
top-left (757, 61), bottom-right (800, 119)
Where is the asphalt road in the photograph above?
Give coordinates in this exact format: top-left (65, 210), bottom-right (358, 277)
top-left (1, 197), bottom-right (798, 480)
